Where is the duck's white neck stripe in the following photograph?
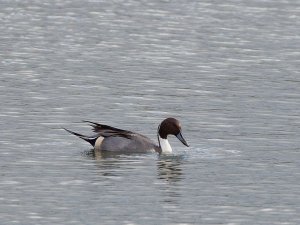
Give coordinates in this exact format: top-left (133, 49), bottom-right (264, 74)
top-left (158, 136), bottom-right (172, 154)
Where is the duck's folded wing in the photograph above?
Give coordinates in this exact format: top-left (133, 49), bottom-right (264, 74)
top-left (83, 120), bottom-right (135, 139)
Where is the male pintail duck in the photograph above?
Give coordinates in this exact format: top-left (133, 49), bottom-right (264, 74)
top-left (64, 117), bottom-right (189, 154)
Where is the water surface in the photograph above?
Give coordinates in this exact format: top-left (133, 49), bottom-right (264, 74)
top-left (1, 0), bottom-right (300, 224)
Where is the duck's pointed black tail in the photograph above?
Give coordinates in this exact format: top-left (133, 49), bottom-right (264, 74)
top-left (63, 128), bottom-right (97, 147)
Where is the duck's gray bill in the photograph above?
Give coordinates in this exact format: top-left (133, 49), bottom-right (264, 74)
top-left (176, 131), bottom-right (189, 147)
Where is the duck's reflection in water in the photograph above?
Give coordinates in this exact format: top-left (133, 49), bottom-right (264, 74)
top-left (156, 155), bottom-right (184, 183)
top-left (156, 155), bottom-right (186, 207)
top-left (83, 149), bottom-right (185, 185)
top-left (83, 149), bottom-right (135, 160)
top-left (82, 149), bottom-right (154, 179)
top-left (82, 149), bottom-right (132, 178)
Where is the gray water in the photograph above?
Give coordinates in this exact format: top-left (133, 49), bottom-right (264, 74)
top-left (1, 0), bottom-right (300, 224)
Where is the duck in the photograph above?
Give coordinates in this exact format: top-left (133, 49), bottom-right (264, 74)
top-left (64, 117), bottom-right (189, 154)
